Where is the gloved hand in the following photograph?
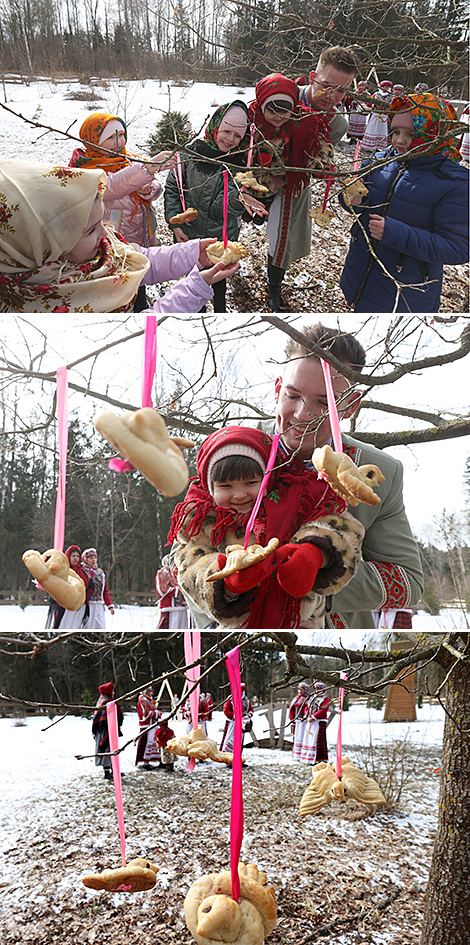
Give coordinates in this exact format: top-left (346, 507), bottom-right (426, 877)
top-left (275, 543), bottom-right (324, 597)
top-left (214, 554), bottom-right (271, 594)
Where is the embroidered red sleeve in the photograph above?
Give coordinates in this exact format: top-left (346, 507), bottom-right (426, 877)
top-left (369, 562), bottom-right (412, 609)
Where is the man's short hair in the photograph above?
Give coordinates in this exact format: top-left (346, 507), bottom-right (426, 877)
top-left (316, 46), bottom-right (361, 77)
top-left (284, 323), bottom-right (366, 372)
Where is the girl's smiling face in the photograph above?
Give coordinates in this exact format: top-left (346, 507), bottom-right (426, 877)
top-left (390, 111), bottom-right (414, 154)
top-left (215, 127), bottom-right (244, 153)
top-left (99, 128), bottom-right (126, 153)
top-left (63, 196), bottom-right (107, 264)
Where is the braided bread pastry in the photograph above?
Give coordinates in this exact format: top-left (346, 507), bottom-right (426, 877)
top-left (206, 240), bottom-right (247, 264)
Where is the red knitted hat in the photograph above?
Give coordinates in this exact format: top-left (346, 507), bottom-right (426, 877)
top-left (99, 682), bottom-right (114, 697)
top-left (197, 427), bottom-right (274, 493)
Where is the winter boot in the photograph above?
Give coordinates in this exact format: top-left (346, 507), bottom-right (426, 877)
top-left (104, 768), bottom-right (113, 780)
top-left (267, 254), bottom-right (286, 312)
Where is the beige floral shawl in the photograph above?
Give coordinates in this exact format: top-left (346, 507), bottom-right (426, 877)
top-left (0, 159), bottom-right (150, 312)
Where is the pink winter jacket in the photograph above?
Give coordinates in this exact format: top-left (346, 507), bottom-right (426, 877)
top-left (140, 240), bottom-right (213, 313)
top-left (102, 163), bottom-right (162, 247)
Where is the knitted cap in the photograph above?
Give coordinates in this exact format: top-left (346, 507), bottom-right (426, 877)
top-left (197, 426), bottom-right (274, 496)
top-left (82, 548), bottom-right (97, 558)
top-left (218, 105), bottom-right (249, 133)
top-left (262, 93), bottom-right (296, 114)
top-left (379, 80), bottom-right (393, 90)
top-left (298, 682), bottom-right (309, 692)
top-left (99, 682), bottom-right (114, 697)
top-left (314, 681), bottom-right (325, 690)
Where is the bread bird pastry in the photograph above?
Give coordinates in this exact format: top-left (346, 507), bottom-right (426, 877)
top-left (299, 762), bottom-right (344, 816)
top-left (234, 171), bottom-right (269, 193)
top-left (166, 725), bottom-right (234, 765)
top-left (206, 240), bottom-right (247, 265)
top-left (82, 856), bottom-right (159, 892)
top-left (343, 176), bottom-right (369, 207)
top-left (312, 445), bottom-right (385, 507)
top-left (22, 549), bottom-right (85, 611)
top-left (93, 407), bottom-right (194, 498)
top-left (169, 207), bottom-right (198, 225)
top-left (184, 862), bottom-right (276, 945)
top-left (206, 538), bottom-right (279, 582)
top-left (308, 207), bottom-right (334, 226)
top-left (332, 757), bottom-right (386, 805)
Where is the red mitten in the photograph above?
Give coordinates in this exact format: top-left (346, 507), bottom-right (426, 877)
top-left (224, 558), bottom-right (271, 594)
top-left (275, 543), bottom-right (324, 597)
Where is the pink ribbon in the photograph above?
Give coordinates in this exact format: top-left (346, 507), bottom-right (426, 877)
top-left (174, 152), bottom-right (186, 211)
top-left (53, 366), bottom-right (68, 552)
top-left (336, 671), bottom-right (348, 779)
top-left (109, 317), bottom-right (158, 474)
top-left (243, 433), bottom-right (280, 550)
top-left (320, 359), bottom-right (343, 453)
top-left (106, 700), bottom-right (126, 867)
top-left (225, 646), bottom-right (244, 902)
top-left (247, 129), bottom-right (254, 168)
top-left (222, 169), bottom-right (229, 248)
top-left (141, 316), bottom-right (157, 409)
top-left (353, 140), bottom-right (361, 172)
top-left (184, 632), bottom-right (201, 772)
top-left (321, 164), bottom-right (334, 213)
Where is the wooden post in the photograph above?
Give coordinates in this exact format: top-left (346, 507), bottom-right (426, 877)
top-left (383, 640), bottom-right (417, 722)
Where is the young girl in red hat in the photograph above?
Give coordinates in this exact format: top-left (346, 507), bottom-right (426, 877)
top-left (168, 427), bottom-right (363, 629)
top-left (246, 74), bottom-right (332, 311)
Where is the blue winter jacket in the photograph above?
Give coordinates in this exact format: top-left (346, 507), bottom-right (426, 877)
top-left (339, 148), bottom-right (469, 312)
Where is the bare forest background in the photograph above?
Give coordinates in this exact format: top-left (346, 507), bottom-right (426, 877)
top-left (0, 0), bottom-right (468, 97)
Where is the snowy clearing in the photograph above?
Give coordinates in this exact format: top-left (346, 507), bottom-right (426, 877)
top-left (0, 703), bottom-right (444, 944)
top-left (0, 602), bottom-right (468, 630)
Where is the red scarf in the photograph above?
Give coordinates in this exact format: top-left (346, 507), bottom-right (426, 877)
top-left (169, 450), bottom-right (345, 630)
top-left (248, 73), bottom-right (331, 198)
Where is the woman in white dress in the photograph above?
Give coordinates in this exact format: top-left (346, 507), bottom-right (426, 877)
top-left (289, 682), bottom-right (310, 761)
top-left (362, 80), bottom-right (394, 152)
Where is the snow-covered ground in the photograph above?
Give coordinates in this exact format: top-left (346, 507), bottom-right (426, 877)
top-left (0, 76), bottom-right (256, 165)
top-left (0, 703), bottom-right (444, 944)
top-left (0, 704), bottom-right (443, 849)
top-left (1, 602), bottom-right (468, 629)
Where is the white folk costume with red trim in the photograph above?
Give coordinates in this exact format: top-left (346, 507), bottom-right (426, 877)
top-left (135, 690), bottom-right (161, 764)
top-left (220, 692), bottom-right (254, 752)
top-left (288, 689), bottom-right (310, 761)
top-left (300, 694), bottom-right (330, 764)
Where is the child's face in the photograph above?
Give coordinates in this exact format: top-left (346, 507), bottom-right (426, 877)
top-left (390, 112), bottom-right (414, 154)
top-left (262, 102), bottom-right (292, 128)
top-left (215, 127), bottom-right (244, 153)
top-left (63, 197), bottom-right (107, 265)
top-left (99, 128), bottom-right (126, 152)
top-left (212, 476), bottom-right (264, 514)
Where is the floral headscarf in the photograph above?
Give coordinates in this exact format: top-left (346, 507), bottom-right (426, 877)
top-left (69, 112), bottom-right (133, 173)
top-left (203, 100), bottom-right (249, 152)
top-left (0, 160), bottom-right (149, 312)
top-left (388, 92), bottom-right (461, 163)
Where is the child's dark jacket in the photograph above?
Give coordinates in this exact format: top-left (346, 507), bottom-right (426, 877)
top-left (340, 148), bottom-right (469, 312)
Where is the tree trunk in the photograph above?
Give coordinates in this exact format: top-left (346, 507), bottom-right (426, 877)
top-left (420, 655), bottom-right (470, 944)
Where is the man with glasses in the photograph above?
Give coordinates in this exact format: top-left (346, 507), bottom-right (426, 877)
top-left (299, 46), bottom-right (361, 147)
